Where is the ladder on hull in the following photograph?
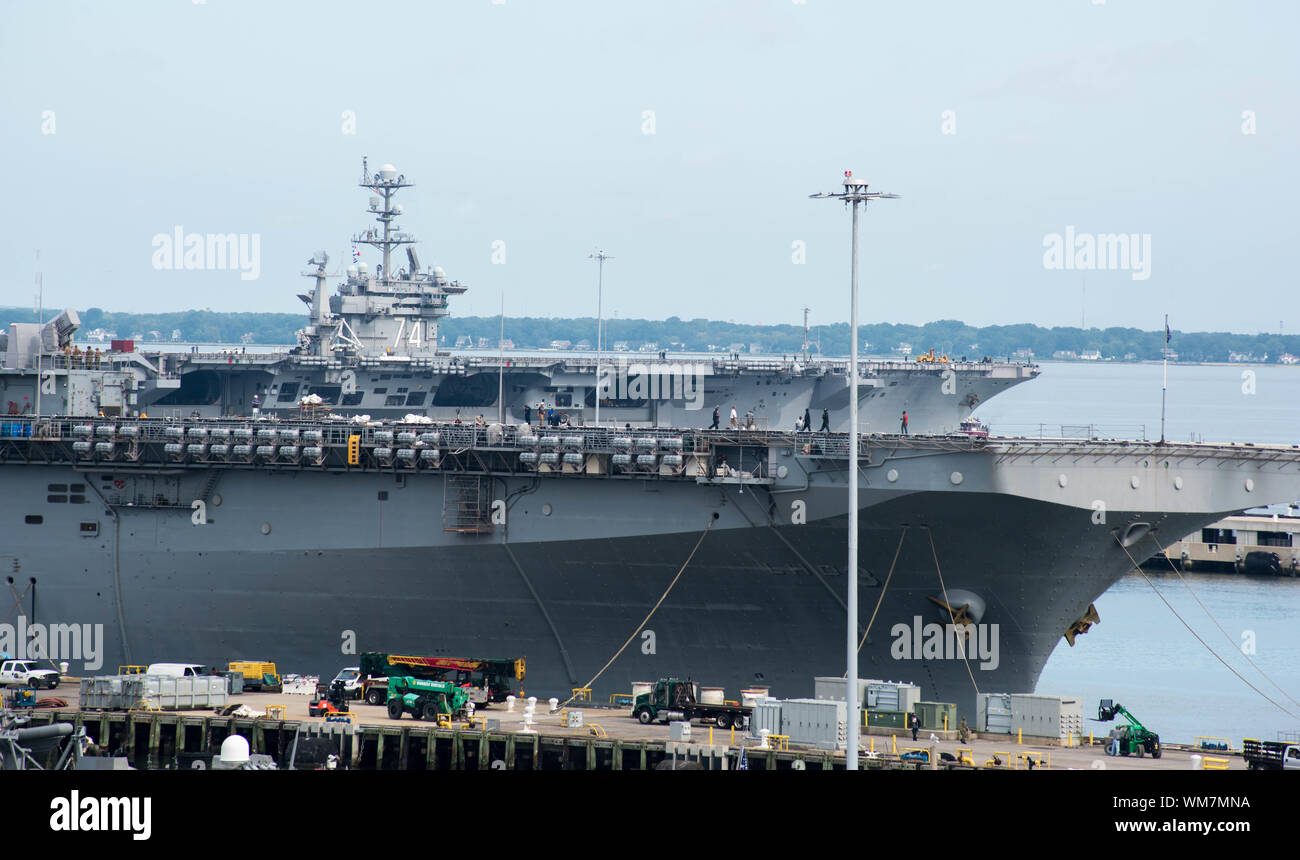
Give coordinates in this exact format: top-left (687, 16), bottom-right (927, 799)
top-left (442, 475), bottom-right (494, 534)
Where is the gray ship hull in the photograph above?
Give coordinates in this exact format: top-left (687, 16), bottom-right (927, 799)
top-left (0, 462), bottom-right (1245, 719)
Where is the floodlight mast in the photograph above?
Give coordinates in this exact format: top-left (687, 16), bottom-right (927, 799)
top-left (588, 249), bottom-right (613, 424)
top-left (808, 171), bottom-right (899, 771)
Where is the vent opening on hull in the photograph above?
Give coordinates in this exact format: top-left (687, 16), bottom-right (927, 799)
top-left (153, 370), bottom-right (224, 406)
top-left (433, 375), bottom-right (498, 407)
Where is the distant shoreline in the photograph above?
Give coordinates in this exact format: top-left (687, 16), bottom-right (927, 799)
top-left (64, 340), bottom-right (1295, 370)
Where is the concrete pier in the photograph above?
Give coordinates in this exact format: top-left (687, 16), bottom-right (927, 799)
top-left (18, 683), bottom-right (1243, 770)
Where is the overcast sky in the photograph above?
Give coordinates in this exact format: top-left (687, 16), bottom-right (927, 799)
top-left (1, 1), bottom-right (1294, 334)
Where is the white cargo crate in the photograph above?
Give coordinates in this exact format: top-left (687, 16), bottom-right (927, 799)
top-left (136, 675), bottom-right (228, 710)
top-left (779, 698), bottom-right (847, 750)
top-left (748, 700), bottom-right (783, 740)
top-left (813, 677), bottom-right (922, 712)
top-left (80, 675), bottom-right (144, 710)
top-left (866, 681), bottom-right (921, 713)
top-left (813, 676), bottom-right (869, 704)
top-left (1008, 694), bottom-right (1082, 741)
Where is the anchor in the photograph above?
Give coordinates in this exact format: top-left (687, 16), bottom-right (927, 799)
top-left (926, 594), bottom-right (979, 642)
top-left (926, 595), bottom-right (975, 627)
top-left (1063, 603), bottom-right (1101, 646)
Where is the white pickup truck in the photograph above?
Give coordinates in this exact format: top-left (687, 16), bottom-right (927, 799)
top-left (1243, 738), bottom-right (1300, 771)
top-left (0, 659), bottom-right (61, 689)
top-left (332, 667), bottom-right (364, 700)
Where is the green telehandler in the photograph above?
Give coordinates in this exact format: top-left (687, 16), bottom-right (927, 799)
top-left (1097, 699), bottom-right (1161, 758)
top-left (386, 676), bottom-right (470, 722)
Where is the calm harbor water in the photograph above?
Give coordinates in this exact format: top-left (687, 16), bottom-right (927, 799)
top-left (976, 361), bottom-right (1300, 745)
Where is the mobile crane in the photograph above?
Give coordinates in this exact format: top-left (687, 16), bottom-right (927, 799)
top-left (359, 652), bottom-right (525, 707)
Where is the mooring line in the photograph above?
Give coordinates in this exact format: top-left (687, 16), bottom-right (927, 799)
top-left (555, 515), bottom-right (716, 711)
top-left (1114, 533), bottom-right (1300, 721)
top-left (1152, 534), bottom-right (1300, 711)
top-left (850, 525), bottom-right (908, 667)
top-left (926, 527), bottom-right (981, 699)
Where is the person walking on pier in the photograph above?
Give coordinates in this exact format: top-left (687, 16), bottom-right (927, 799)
top-left (900, 410), bottom-right (909, 435)
top-left (728, 406), bottom-right (738, 429)
top-left (523, 404), bottom-right (532, 426)
top-left (820, 408), bottom-right (830, 432)
top-left (803, 408), bottom-right (811, 432)
top-left (909, 712), bottom-right (920, 742)
top-left (710, 406), bottom-right (720, 430)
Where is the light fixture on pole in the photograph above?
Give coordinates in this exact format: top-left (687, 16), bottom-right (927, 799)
top-left (810, 170), bottom-right (899, 771)
top-left (588, 249), bottom-right (613, 425)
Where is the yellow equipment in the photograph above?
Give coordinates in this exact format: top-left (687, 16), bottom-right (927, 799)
top-left (229, 661), bottom-right (282, 691)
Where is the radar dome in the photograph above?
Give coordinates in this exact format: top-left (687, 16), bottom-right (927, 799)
top-left (219, 735), bottom-right (251, 764)
top-left (380, 164), bottom-right (397, 181)
top-left (358, 262), bottom-right (369, 275)
top-left (346, 265), bottom-right (358, 279)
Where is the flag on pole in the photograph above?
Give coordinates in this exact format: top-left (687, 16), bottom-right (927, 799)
top-left (1165, 317), bottom-right (1171, 344)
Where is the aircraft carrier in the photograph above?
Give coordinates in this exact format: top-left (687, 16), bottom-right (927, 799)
top-left (0, 160), bottom-right (1036, 435)
top-left (3, 162), bottom-right (1297, 720)
top-left (2, 415), bottom-right (1298, 718)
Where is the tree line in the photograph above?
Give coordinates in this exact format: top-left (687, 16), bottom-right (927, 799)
top-left (3, 306), bottom-right (1297, 363)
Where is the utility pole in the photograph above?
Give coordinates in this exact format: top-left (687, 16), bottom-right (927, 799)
top-left (498, 292), bottom-right (506, 425)
top-left (810, 171), bottom-right (898, 771)
top-left (1160, 314), bottom-right (1170, 444)
top-left (34, 250), bottom-right (43, 419)
top-left (588, 249), bottom-right (613, 425)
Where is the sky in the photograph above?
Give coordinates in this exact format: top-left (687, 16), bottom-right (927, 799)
top-left (1, 0), bottom-right (1295, 334)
